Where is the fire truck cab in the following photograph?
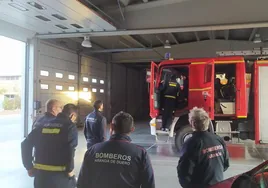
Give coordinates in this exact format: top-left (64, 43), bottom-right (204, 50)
top-left (149, 56), bottom-right (251, 151)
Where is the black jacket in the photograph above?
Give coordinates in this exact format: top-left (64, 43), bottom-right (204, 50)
top-left (32, 112), bottom-right (56, 130)
top-left (84, 110), bottom-right (106, 147)
top-left (77, 134), bottom-right (155, 188)
top-left (21, 113), bottom-right (78, 173)
top-left (162, 79), bottom-right (180, 98)
top-left (177, 131), bottom-right (229, 188)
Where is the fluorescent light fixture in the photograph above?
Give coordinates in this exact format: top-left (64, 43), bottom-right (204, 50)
top-left (164, 40), bottom-right (171, 49)
top-left (92, 78), bottom-right (97, 83)
top-left (27, 2), bottom-right (46, 10)
top-left (41, 84), bottom-right (48, 90)
top-left (100, 89), bottom-right (104, 93)
top-left (253, 34), bottom-right (262, 43)
top-left (92, 88), bottom-right (97, 93)
top-left (9, 3), bottom-right (28, 11)
top-left (83, 88), bottom-right (88, 92)
top-left (82, 36), bottom-right (92, 48)
top-left (100, 80), bottom-right (104, 84)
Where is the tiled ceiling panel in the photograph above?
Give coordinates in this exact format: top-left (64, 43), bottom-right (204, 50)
top-left (0, 0), bottom-right (116, 35)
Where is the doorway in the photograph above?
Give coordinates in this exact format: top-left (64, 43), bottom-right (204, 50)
top-left (0, 36), bottom-right (25, 142)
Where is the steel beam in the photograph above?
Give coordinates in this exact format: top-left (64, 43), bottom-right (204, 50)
top-left (89, 48), bottom-right (153, 53)
top-left (170, 33), bottom-right (179, 44)
top-left (121, 35), bottom-right (147, 48)
top-left (155, 35), bottom-right (165, 45)
top-left (36, 22), bottom-right (268, 39)
top-left (249, 28), bottom-right (258, 41)
top-left (208, 31), bottom-right (215, 40)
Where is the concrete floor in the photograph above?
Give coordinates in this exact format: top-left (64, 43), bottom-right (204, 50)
top-left (0, 122), bottom-right (264, 188)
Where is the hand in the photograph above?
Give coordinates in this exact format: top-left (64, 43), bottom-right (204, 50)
top-left (27, 168), bottom-right (35, 177)
top-left (68, 171), bottom-right (75, 177)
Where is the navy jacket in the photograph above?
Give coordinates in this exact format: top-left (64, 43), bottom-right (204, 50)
top-left (21, 113), bottom-right (78, 173)
top-left (32, 112), bottom-right (56, 130)
top-left (77, 134), bottom-right (155, 188)
top-left (84, 110), bottom-right (106, 148)
top-left (177, 131), bottom-right (229, 188)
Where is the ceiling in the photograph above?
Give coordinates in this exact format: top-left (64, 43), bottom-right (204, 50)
top-left (1, 0), bottom-right (268, 67)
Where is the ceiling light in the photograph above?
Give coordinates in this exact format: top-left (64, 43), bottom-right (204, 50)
top-left (27, 2), bottom-right (46, 10)
top-left (82, 36), bottom-right (92, 48)
top-left (164, 40), bottom-right (171, 49)
top-left (8, 3), bottom-right (28, 11)
top-left (253, 34), bottom-right (262, 43)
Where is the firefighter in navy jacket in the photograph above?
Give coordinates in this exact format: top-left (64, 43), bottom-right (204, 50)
top-left (177, 107), bottom-right (229, 188)
top-left (21, 104), bottom-right (78, 188)
top-left (32, 99), bottom-right (62, 130)
top-left (77, 111), bottom-right (155, 188)
top-left (84, 100), bottom-right (107, 149)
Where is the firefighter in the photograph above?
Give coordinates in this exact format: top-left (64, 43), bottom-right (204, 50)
top-left (177, 107), bottom-right (229, 188)
top-left (161, 74), bottom-right (180, 131)
top-left (84, 100), bottom-right (107, 149)
top-left (32, 99), bottom-right (62, 129)
top-left (21, 103), bottom-right (78, 188)
top-left (77, 111), bottom-right (155, 188)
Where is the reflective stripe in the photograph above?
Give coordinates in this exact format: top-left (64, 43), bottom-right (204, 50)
top-left (165, 95), bottom-right (176, 99)
top-left (42, 128), bottom-right (60, 134)
top-left (189, 87), bottom-right (211, 91)
top-left (34, 163), bottom-right (66, 172)
top-left (169, 83), bottom-right (177, 87)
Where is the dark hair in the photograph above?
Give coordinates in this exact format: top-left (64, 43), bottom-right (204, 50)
top-left (112, 111), bottom-right (134, 134)
top-left (62, 103), bottom-right (78, 117)
top-left (94, 100), bottom-right (103, 110)
top-left (170, 74), bottom-right (177, 80)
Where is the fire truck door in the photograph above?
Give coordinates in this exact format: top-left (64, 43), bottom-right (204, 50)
top-left (149, 62), bottom-right (159, 118)
top-left (189, 60), bottom-right (215, 119)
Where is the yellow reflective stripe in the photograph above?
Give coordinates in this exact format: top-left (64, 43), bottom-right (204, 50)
top-left (169, 84), bottom-right (177, 87)
top-left (165, 95), bottom-right (176, 99)
top-left (42, 128), bottom-right (60, 134)
top-left (215, 60), bottom-right (244, 64)
top-left (237, 116), bottom-right (247, 118)
top-left (189, 87), bottom-right (211, 91)
top-left (34, 163), bottom-right (66, 172)
top-left (257, 60), bottom-right (268, 64)
top-left (191, 62), bottom-right (207, 65)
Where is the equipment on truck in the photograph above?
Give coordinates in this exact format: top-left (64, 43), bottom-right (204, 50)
top-left (149, 56), bottom-right (267, 151)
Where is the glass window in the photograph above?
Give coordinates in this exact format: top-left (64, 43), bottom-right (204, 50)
top-left (100, 80), bottom-right (104, 84)
top-left (41, 84), bottom-right (48, 90)
top-left (68, 86), bottom-right (75, 91)
top-left (56, 73), bottom-right (63, 78)
top-left (83, 88), bottom-right (88, 92)
top-left (40, 70), bottom-right (49, 76)
top-left (100, 89), bottom-right (104, 93)
top-left (92, 88), bottom-right (97, 92)
top-left (204, 64), bottom-right (212, 83)
top-left (83, 77), bottom-right (89, 82)
top-left (92, 78), bottom-right (97, 83)
top-left (68, 75), bottom-right (75, 80)
top-left (56, 85), bottom-right (63, 90)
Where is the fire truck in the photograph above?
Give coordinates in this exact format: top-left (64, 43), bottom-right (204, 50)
top-left (149, 56), bottom-right (268, 151)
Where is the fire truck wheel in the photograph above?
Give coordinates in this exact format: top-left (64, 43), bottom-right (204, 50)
top-left (175, 125), bottom-right (193, 152)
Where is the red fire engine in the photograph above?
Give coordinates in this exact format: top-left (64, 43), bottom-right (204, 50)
top-left (149, 56), bottom-right (268, 151)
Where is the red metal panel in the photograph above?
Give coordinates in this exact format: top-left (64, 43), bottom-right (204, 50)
top-left (149, 62), bottom-right (159, 118)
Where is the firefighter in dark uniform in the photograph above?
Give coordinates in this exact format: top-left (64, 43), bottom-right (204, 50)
top-left (77, 111), bottom-right (155, 188)
top-left (177, 107), bottom-right (229, 188)
top-left (32, 99), bottom-right (62, 130)
top-left (84, 100), bottom-right (107, 149)
top-left (21, 104), bottom-right (79, 188)
top-left (161, 74), bottom-right (180, 131)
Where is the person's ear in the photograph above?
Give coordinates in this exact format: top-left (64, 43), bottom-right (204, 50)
top-left (131, 126), bottom-right (135, 133)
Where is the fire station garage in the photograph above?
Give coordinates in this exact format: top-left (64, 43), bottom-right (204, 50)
top-left (1, 0), bottom-right (268, 187)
